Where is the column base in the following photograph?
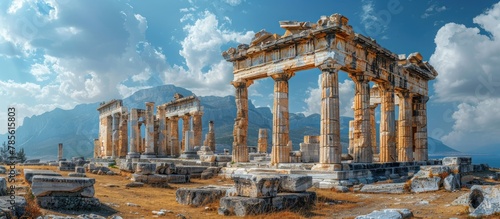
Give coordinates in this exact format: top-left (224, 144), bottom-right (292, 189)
top-left (126, 152), bottom-right (140, 159)
top-left (311, 163), bottom-right (342, 171)
top-left (179, 151), bottom-right (199, 159)
top-left (156, 155), bottom-right (168, 158)
top-left (140, 154), bottom-right (157, 159)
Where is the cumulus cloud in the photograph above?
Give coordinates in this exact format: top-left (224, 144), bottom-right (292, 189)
top-left (224, 0), bottom-right (243, 6)
top-left (0, 1), bottom-right (255, 133)
top-left (303, 75), bottom-right (354, 117)
top-left (430, 2), bottom-right (500, 150)
top-left (422, 4), bottom-right (447, 19)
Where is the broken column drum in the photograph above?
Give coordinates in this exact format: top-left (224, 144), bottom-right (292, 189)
top-left (204, 120), bottom-right (216, 152)
top-left (257, 128), bottom-right (268, 153)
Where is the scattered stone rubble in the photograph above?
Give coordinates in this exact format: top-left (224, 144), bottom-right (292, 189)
top-left (452, 185), bottom-right (500, 217)
top-left (355, 208), bottom-right (413, 219)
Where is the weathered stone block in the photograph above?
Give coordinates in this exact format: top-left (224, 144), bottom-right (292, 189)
top-left (176, 186), bottom-right (232, 207)
top-left (37, 196), bottom-right (100, 210)
top-left (147, 174), bottom-right (169, 184)
top-left (442, 157), bottom-right (472, 166)
top-left (68, 173), bottom-right (86, 177)
top-left (199, 155), bottom-right (216, 162)
top-left (271, 192), bottom-right (316, 211)
top-left (31, 176), bottom-right (95, 197)
top-left (355, 208), bottom-right (413, 219)
top-left (167, 174), bottom-right (190, 183)
top-left (58, 161), bottom-right (76, 171)
top-left (278, 174), bottom-right (312, 192)
top-left (0, 196), bottom-right (26, 217)
top-left (413, 165), bottom-right (450, 178)
top-left (469, 185), bottom-right (500, 217)
top-left (131, 173), bottom-right (147, 183)
top-left (75, 166), bottom-right (86, 173)
top-left (443, 174), bottom-right (461, 192)
top-left (411, 177), bottom-right (440, 193)
top-left (233, 174), bottom-right (280, 198)
top-left (23, 169), bottom-right (62, 183)
top-left (360, 183), bottom-right (406, 194)
top-left (0, 177), bottom-right (6, 196)
top-left (135, 162), bottom-right (156, 175)
top-left (201, 167), bottom-right (220, 180)
top-left (218, 196), bottom-right (271, 216)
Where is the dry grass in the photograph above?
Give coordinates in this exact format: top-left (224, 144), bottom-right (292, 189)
top-left (21, 188), bottom-right (43, 219)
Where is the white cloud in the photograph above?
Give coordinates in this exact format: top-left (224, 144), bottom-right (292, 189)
top-left (303, 75), bottom-right (354, 117)
top-left (422, 4), bottom-right (447, 18)
top-left (430, 2), bottom-right (500, 150)
top-left (224, 0), bottom-right (243, 6)
top-left (360, 0), bottom-right (388, 38)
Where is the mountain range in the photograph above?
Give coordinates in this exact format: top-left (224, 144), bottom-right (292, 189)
top-left (0, 85), bottom-right (458, 160)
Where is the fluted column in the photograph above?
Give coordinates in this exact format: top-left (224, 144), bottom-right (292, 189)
top-left (157, 106), bottom-right (167, 157)
top-left (118, 114), bottom-right (128, 157)
top-left (348, 120), bottom-right (354, 155)
top-left (413, 95), bottom-right (428, 161)
top-left (181, 114), bottom-right (191, 152)
top-left (127, 109), bottom-right (140, 158)
top-left (192, 112), bottom-right (203, 147)
top-left (170, 116), bottom-right (180, 156)
top-left (142, 102), bottom-right (156, 158)
top-left (351, 75), bottom-right (372, 163)
top-left (319, 62), bottom-right (341, 164)
top-left (271, 72), bottom-right (294, 164)
top-left (397, 91), bottom-right (413, 162)
top-left (232, 80), bottom-right (252, 162)
top-left (257, 128), bottom-right (268, 153)
top-left (111, 113), bottom-right (120, 159)
top-left (105, 115), bottom-right (112, 157)
top-left (379, 84), bottom-right (396, 162)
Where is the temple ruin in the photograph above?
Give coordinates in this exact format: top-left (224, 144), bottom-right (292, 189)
top-left (95, 94), bottom-right (204, 159)
top-left (222, 13), bottom-right (437, 166)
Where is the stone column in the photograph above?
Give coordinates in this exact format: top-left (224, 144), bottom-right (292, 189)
top-left (157, 106), bottom-right (167, 157)
top-left (170, 116), bottom-right (180, 156)
top-left (397, 91), bottom-right (413, 162)
top-left (111, 113), bottom-right (120, 159)
top-left (413, 96), bottom-right (428, 161)
top-left (319, 62), bottom-right (341, 164)
top-left (184, 131), bottom-right (194, 152)
top-left (127, 109), bottom-right (140, 158)
top-left (379, 84), bottom-right (396, 162)
top-left (348, 120), bottom-right (354, 155)
top-left (118, 114), bottom-right (128, 157)
top-left (58, 143), bottom-right (63, 161)
top-left (204, 121), bottom-right (216, 152)
top-left (192, 112), bottom-right (203, 147)
top-left (351, 75), bottom-right (372, 163)
top-left (257, 128), bottom-right (268, 153)
top-left (181, 114), bottom-right (191, 152)
top-left (232, 80), bottom-right (252, 162)
top-left (369, 105), bottom-right (377, 155)
top-left (165, 117), bottom-right (171, 155)
top-left (105, 115), bottom-right (112, 157)
top-left (142, 102), bottom-right (156, 158)
top-left (270, 72), bottom-right (294, 164)
top-left (93, 139), bottom-right (99, 158)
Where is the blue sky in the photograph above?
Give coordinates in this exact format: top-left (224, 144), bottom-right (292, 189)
top-left (1, 0), bottom-right (499, 152)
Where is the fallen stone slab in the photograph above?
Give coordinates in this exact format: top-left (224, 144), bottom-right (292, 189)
top-left (278, 174), bottom-right (312, 192)
top-left (154, 163), bottom-right (175, 175)
top-left (442, 157), bottom-right (472, 165)
top-left (360, 183), bottom-right (407, 194)
top-left (469, 185), bottom-right (500, 217)
top-left (233, 174), bottom-right (280, 198)
top-left (411, 177), bottom-right (441, 193)
top-left (37, 196), bottom-right (100, 210)
top-left (355, 208), bottom-right (413, 219)
top-left (135, 162), bottom-right (156, 175)
top-left (0, 196), bottom-right (26, 218)
top-left (218, 196), bottom-right (271, 216)
top-left (31, 176), bottom-right (95, 197)
top-left (201, 167), bottom-right (220, 180)
top-left (23, 169), bottom-right (62, 183)
top-left (167, 174), bottom-right (190, 183)
top-left (413, 165), bottom-right (450, 178)
top-left (176, 185), bottom-right (233, 207)
top-left (125, 182), bottom-right (144, 188)
top-left (271, 192), bottom-right (316, 211)
top-left (68, 173), bottom-right (86, 177)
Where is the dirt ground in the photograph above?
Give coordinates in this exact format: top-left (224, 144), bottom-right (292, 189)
top-left (7, 165), bottom-right (500, 219)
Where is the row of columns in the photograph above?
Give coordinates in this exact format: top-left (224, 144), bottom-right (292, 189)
top-left (127, 102), bottom-right (203, 159)
top-left (231, 61), bottom-right (428, 164)
top-left (98, 112), bottom-right (128, 159)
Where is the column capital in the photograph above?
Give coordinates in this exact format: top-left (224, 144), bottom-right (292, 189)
top-left (270, 71), bottom-right (294, 81)
top-left (318, 58), bottom-right (342, 72)
top-left (413, 95), bottom-right (429, 103)
top-left (396, 90), bottom-right (413, 99)
top-left (231, 79), bottom-right (253, 88)
top-left (349, 74), bottom-right (370, 84)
